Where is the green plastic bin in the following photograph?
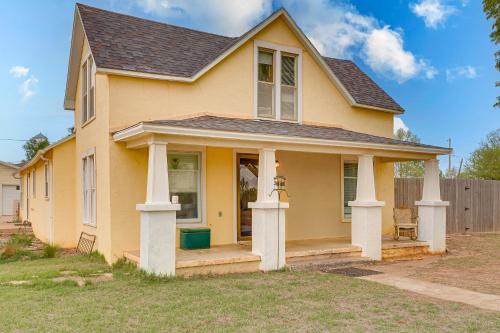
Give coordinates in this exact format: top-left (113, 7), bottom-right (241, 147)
top-left (180, 228), bottom-right (211, 250)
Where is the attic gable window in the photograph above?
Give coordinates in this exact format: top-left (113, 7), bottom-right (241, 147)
top-left (254, 40), bottom-right (302, 122)
top-left (81, 55), bottom-right (95, 125)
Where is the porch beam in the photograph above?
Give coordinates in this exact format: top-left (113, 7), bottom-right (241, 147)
top-left (348, 155), bottom-right (385, 260)
top-left (416, 159), bottom-right (449, 252)
top-left (136, 141), bottom-right (180, 276)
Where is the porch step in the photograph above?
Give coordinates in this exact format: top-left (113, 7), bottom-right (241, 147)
top-left (287, 256), bottom-right (373, 272)
top-left (381, 240), bottom-right (430, 259)
top-left (286, 245), bottom-right (362, 263)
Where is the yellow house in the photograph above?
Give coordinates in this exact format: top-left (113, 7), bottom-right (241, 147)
top-left (19, 4), bottom-right (450, 276)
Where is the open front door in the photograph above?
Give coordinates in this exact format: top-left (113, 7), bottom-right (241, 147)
top-left (237, 154), bottom-right (258, 241)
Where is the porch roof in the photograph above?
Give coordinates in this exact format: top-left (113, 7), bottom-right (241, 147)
top-left (113, 115), bottom-right (450, 156)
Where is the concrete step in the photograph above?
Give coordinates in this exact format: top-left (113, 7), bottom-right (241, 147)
top-left (287, 256), bottom-right (373, 272)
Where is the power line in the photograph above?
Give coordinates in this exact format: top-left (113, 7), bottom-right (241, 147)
top-left (0, 138), bottom-right (29, 142)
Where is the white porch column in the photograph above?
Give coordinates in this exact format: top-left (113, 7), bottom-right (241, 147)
top-left (416, 159), bottom-right (449, 253)
top-left (348, 155), bottom-right (385, 260)
top-left (249, 148), bottom-right (289, 271)
top-left (136, 142), bottom-right (180, 276)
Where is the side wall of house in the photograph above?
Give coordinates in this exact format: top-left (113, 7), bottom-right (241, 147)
top-left (52, 139), bottom-right (77, 247)
top-left (73, 39), bottom-right (112, 261)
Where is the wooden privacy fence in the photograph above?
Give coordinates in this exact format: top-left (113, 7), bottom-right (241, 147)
top-left (395, 178), bottom-right (500, 234)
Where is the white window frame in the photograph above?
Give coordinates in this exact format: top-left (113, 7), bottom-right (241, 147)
top-left (32, 170), bottom-right (36, 198)
top-left (81, 55), bottom-right (96, 126)
top-left (341, 156), bottom-right (358, 223)
top-left (44, 162), bottom-right (50, 199)
top-left (82, 148), bottom-right (97, 226)
top-left (168, 151), bottom-right (203, 225)
top-left (253, 40), bottom-right (302, 123)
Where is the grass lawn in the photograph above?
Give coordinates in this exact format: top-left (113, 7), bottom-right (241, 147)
top-left (0, 254), bottom-right (499, 332)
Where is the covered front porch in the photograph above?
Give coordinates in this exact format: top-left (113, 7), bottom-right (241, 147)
top-left (113, 116), bottom-right (450, 276)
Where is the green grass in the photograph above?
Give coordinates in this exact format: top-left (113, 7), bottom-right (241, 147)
top-left (0, 255), bottom-right (499, 332)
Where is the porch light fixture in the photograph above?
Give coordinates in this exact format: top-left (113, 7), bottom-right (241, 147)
top-left (275, 160), bottom-right (280, 168)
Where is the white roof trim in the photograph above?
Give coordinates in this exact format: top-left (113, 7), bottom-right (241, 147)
top-left (113, 123), bottom-right (450, 155)
top-left (19, 135), bottom-right (76, 172)
top-left (64, 7), bottom-right (403, 114)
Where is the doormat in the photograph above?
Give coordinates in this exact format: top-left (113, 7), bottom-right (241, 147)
top-left (322, 267), bottom-right (382, 277)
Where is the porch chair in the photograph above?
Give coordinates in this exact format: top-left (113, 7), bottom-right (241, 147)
top-left (393, 208), bottom-right (418, 240)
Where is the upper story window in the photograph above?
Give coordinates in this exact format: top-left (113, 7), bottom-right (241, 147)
top-left (81, 55), bottom-right (95, 125)
top-left (255, 41), bottom-right (302, 122)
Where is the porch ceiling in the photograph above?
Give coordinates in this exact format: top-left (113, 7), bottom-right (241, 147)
top-left (112, 115), bottom-right (450, 159)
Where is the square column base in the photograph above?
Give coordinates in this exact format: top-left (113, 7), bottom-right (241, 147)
top-left (349, 201), bottom-right (385, 260)
top-left (249, 201), bottom-right (289, 271)
top-left (416, 201), bottom-right (449, 253)
top-left (137, 203), bottom-right (180, 276)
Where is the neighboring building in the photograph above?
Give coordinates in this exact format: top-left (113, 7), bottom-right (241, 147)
top-left (0, 161), bottom-right (20, 221)
top-left (19, 4), bottom-right (450, 275)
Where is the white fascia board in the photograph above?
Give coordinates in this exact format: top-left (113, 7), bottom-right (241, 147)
top-left (113, 123), bottom-right (450, 155)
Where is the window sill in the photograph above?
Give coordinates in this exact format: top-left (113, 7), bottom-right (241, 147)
top-left (255, 116), bottom-right (300, 123)
top-left (82, 222), bottom-right (97, 228)
top-left (177, 220), bottom-right (205, 229)
top-left (81, 116), bottom-right (96, 129)
top-left (342, 218), bottom-right (352, 223)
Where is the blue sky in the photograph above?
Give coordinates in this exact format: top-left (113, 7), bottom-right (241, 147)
top-left (1, 0), bottom-right (498, 170)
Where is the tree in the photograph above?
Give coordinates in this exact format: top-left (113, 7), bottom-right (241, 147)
top-left (483, 0), bottom-right (500, 107)
top-left (462, 129), bottom-right (500, 180)
top-left (22, 133), bottom-right (49, 161)
top-left (394, 128), bottom-right (425, 178)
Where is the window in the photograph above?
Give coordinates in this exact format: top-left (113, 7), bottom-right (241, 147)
top-left (257, 50), bottom-right (275, 118)
top-left (255, 41), bottom-right (302, 122)
top-left (32, 170), bottom-right (36, 198)
top-left (83, 153), bottom-right (96, 225)
top-left (44, 163), bottom-right (49, 198)
top-left (281, 54), bottom-right (297, 121)
top-left (343, 161), bottom-right (358, 220)
top-left (81, 56), bottom-right (95, 124)
top-left (168, 152), bottom-right (201, 223)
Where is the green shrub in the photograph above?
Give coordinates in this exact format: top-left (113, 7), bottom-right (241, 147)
top-left (10, 234), bottom-right (34, 247)
top-left (43, 244), bottom-right (58, 258)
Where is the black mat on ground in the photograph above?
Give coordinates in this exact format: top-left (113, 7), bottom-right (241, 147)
top-left (321, 267), bottom-right (382, 277)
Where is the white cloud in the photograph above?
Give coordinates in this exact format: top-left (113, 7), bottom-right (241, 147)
top-left (9, 66), bottom-right (30, 78)
top-left (280, 0), bottom-right (436, 82)
top-left (394, 117), bottom-right (409, 134)
top-left (18, 76), bottom-right (39, 102)
top-left (410, 0), bottom-right (456, 29)
top-left (133, 0), bottom-right (272, 36)
top-left (445, 65), bottom-right (477, 82)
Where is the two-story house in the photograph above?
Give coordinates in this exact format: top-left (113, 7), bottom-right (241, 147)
top-left (19, 3), bottom-right (450, 276)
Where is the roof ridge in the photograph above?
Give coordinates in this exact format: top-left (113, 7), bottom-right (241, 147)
top-left (76, 3), bottom-right (238, 40)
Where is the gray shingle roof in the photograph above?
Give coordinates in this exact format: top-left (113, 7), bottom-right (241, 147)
top-left (77, 3), bottom-right (404, 113)
top-left (143, 116), bottom-right (444, 150)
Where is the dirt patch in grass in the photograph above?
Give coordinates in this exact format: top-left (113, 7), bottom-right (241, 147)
top-left (365, 233), bottom-right (500, 295)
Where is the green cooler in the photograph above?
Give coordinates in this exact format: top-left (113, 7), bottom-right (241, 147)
top-left (180, 228), bottom-right (211, 250)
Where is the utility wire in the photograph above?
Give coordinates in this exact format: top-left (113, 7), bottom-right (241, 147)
top-left (0, 138), bottom-right (29, 141)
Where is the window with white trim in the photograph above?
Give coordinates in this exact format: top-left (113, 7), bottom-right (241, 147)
top-left (32, 170), bottom-right (36, 198)
top-left (342, 161), bottom-right (358, 220)
top-left (280, 53), bottom-right (298, 121)
top-left (255, 41), bottom-right (301, 122)
top-left (81, 55), bottom-right (95, 124)
top-left (44, 163), bottom-right (49, 198)
top-left (82, 153), bottom-right (96, 225)
top-left (257, 50), bottom-right (275, 118)
top-left (168, 152), bottom-right (201, 223)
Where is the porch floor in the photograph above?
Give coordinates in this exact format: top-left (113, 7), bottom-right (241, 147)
top-left (124, 237), bottom-right (428, 273)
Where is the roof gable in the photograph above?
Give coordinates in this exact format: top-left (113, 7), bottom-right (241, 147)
top-left (64, 3), bottom-right (403, 114)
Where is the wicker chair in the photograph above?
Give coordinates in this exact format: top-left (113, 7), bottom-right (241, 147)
top-left (393, 208), bottom-right (418, 240)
